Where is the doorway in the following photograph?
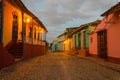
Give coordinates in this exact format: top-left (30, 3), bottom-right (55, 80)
top-left (12, 12), bottom-right (18, 41)
top-left (97, 30), bottom-right (107, 59)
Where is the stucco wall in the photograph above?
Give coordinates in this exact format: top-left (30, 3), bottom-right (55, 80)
top-left (81, 30), bottom-right (85, 49)
top-left (89, 33), bottom-right (98, 55)
top-left (0, 43), bottom-right (15, 68)
top-left (72, 35), bottom-right (75, 49)
top-left (95, 13), bottom-right (120, 58)
top-left (57, 34), bottom-right (65, 51)
top-left (3, 0), bottom-right (22, 46)
top-left (23, 43), bottom-right (45, 59)
top-left (107, 18), bottom-right (120, 58)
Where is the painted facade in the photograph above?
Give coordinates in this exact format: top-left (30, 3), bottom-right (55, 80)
top-left (51, 40), bottom-right (58, 52)
top-left (57, 33), bottom-right (66, 51)
top-left (69, 20), bottom-right (101, 56)
top-left (89, 3), bottom-right (120, 63)
top-left (0, 0), bottom-right (47, 68)
top-left (71, 25), bottom-right (89, 56)
top-left (63, 27), bottom-right (78, 52)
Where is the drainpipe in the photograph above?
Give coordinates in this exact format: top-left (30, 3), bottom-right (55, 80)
top-left (22, 11), bottom-right (24, 56)
top-left (0, 0), bottom-right (4, 43)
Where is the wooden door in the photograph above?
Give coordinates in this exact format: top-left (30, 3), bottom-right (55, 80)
top-left (97, 30), bottom-right (107, 59)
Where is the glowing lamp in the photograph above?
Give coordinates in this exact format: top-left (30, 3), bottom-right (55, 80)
top-left (41, 30), bottom-right (43, 33)
top-left (27, 18), bottom-right (30, 23)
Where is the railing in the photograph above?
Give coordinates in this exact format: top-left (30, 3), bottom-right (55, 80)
top-left (24, 36), bottom-right (33, 44)
top-left (24, 36), bottom-right (46, 46)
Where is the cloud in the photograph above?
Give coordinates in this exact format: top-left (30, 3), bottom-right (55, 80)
top-left (22, 0), bottom-right (118, 42)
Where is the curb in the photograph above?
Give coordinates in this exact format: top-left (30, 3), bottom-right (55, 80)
top-left (78, 56), bottom-right (120, 73)
top-left (65, 53), bottom-right (120, 73)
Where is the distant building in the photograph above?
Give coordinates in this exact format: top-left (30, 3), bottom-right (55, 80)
top-left (57, 32), bottom-right (66, 52)
top-left (63, 27), bottom-right (78, 52)
top-left (51, 39), bottom-right (58, 52)
top-left (68, 20), bottom-right (101, 56)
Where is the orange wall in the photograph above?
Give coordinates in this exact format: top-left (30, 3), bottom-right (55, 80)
top-left (24, 13), bottom-right (44, 44)
top-left (64, 39), bottom-right (71, 51)
top-left (3, 0), bottom-right (22, 46)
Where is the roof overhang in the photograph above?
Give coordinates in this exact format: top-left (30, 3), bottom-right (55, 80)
top-left (101, 2), bottom-right (120, 17)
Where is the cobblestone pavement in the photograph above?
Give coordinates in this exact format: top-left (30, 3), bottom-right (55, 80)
top-left (0, 52), bottom-right (120, 80)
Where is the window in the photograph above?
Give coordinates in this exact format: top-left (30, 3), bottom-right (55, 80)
top-left (34, 28), bottom-right (36, 39)
top-left (38, 32), bottom-right (40, 40)
top-left (90, 37), bottom-right (93, 43)
top-left (29, 27), bottom-right (32, 38)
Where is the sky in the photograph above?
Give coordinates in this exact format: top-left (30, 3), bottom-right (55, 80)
top-left (21, 0), bottom-right (120, 43)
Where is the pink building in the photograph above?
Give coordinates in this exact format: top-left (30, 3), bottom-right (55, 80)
top-left (89, 3), bottom-right (120, 63)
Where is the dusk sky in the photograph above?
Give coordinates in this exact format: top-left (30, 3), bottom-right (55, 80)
top-left (21, 0), bottom-right (119, 43)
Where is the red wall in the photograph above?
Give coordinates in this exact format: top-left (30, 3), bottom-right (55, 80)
top-left (0, 43), bottom-right (15, 68)
top-left (23, 43), bottom-right (46, 59)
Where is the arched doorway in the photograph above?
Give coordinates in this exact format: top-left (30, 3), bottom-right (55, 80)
top-left (12, 11), bottom-right (18, 41)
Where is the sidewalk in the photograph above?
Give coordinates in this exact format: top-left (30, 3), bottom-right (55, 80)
top-left (76, 54), bottom-right (120, 73)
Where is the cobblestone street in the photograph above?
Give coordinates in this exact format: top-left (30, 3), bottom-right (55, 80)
top-left (0, 52), bottom-right (120, 80)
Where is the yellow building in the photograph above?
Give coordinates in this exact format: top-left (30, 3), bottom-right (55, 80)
top-left (0, 0), bottom-right (47, 68)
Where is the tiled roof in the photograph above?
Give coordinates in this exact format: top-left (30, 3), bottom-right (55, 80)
top-left (57, 32), bottom-right (66, 38)
top-left (101, 2), bottom-right (120, 16)
top-left (69, 20), bottom-right (101, 37)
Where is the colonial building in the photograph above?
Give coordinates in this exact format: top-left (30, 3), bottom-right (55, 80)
top-left (51, 39), bottom-right (58, 52)
top-left (69, 20), bottom-right (101, 56)
top-left (57, 32), bottom-right (66, 52)
top-left (0, 0), bottom-right (47, 68)
top-left (63, 27), bottom-right (78, 53)
top-left (89, 3), bottom-right (120, 63)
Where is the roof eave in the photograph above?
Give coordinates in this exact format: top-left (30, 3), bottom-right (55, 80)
top-left (101, 2), bottom-right (120, 17)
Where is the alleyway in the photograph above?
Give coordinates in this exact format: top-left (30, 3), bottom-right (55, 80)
top-left (0, 52), bottom-right (120, 80)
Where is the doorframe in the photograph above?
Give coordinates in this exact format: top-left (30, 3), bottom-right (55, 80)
top-left (12, 11), bottom-right (18, 41)
top-left (97, 29), bottom-right (108, 59)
